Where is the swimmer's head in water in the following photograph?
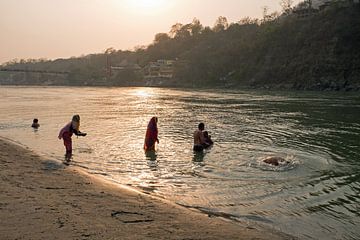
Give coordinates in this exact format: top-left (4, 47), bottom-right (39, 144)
top-left (263, 156), bottom-right (289, 166)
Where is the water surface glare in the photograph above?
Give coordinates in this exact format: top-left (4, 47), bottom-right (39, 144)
top-left (1, 86), bottom-right (359, 240)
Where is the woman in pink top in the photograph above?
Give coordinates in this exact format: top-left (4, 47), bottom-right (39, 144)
top-left (58, 114), bottom-right (87, 160)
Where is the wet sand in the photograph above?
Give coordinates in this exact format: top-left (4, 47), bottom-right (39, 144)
top-left (0, 137), bottom-right (295, 240)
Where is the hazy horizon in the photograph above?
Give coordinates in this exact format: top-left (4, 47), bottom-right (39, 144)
top-left (0, 0), bottom-right (302, 64)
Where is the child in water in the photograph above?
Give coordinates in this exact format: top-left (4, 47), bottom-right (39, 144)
top-left (31, 118), bottom-right (40, 128)
top-left (203, 131), bottom-right (213, 146)
top-left (58, 115), bottom-right (87, 160)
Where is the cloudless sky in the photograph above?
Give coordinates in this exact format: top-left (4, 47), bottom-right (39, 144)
top-left (0, 0), bottom-right (302, 64)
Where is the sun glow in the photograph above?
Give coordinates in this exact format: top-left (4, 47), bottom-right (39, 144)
top-left (123, 0), bottom-right (172, 15)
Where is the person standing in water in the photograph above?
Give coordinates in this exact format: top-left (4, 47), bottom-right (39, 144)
top-left (144, 117), bottom-right (159, 151)
top-left (193, 122), bottom-right (211, 151)
top-left (58, 114), bottom-right (87, 160)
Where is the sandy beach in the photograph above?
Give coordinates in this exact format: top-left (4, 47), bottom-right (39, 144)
top-left (0, 137), bottom-right (294, 240)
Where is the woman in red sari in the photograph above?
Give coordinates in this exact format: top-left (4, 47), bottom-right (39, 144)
top-left (144, 117), bottom-right (159, 151)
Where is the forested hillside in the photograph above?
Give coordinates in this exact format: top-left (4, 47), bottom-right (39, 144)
top-left (1, 1), bottom-right (359, 90)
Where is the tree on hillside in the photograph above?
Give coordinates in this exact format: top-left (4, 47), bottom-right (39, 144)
top-left (154, 33), bottom-right (171, 44)
top-left (262, 6), bottom-right (270, 22)
top-left (261, 6), bottom-right (280, 23)
top-left (168, 19), bottom-right (204, 39)
top-left (238, 17), bottom-right (259, 25)
top-left (104, 47), bottom-right (116, 55)
top-left (190, 18), bottom-right (204, 36)
top-left (213, 16), bottom-right (229, 32)
top-left (280, 0), bottom-right (294, 15)
top-left (169, 23), bottom-right (183, 38)
top-left (294, 0), bottom-right (312, 10)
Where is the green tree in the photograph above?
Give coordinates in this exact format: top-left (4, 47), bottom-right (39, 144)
top-left (213, 16), bottom-right (229, 32)
top-left (190, 18), bottom-right (203, 35)
top-left (154, 33), bottom-right (171, 44)
top-left (280, 0), bottom-right (294, 15)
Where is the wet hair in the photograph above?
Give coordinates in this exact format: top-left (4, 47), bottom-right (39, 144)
top-left (198, 122), bottom-right (204, 130)
top-left (72, 114), bottom-right (80, 122)
top-left (33, 118), bottom-right (38, 123)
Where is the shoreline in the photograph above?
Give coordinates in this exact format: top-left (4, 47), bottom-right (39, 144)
top-left (1, 84), bottom-right (360, 93)
top-left (0, 137), bottom-right (295, 239)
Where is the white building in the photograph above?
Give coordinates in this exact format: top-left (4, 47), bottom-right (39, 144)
top-left (144, 60), bottom-right (175, 78)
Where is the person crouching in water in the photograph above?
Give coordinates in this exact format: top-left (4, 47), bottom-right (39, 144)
top-left (144, 117), bottom-right (159, 151)
top-left (193, 123), bottom-right (212, 152)
top-left (58, 115), bottom-right (87, 160)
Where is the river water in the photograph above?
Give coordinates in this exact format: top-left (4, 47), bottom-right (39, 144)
top-left (0, 86), bottom-right (359, 239)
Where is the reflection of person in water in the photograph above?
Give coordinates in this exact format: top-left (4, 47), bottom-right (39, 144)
top-left (193, 123), bottom-right (212, 151)
top-left (144, 117), bottom-right (159, 151)
top-left (58, 115), bottom-right (87, 161)
top-left (263, 156), bottom-right (289, 166)
top-left (31, 118), bottom-right (40, 129)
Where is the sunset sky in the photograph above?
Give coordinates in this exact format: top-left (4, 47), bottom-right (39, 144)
top-left (0, 0), bottom-right (302, 64)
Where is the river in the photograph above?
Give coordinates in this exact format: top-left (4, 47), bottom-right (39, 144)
top-left (0, 86), bottom-right (359, 240)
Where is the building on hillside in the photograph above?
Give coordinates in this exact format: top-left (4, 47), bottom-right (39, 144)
top-left (144, 60), bottom-right (175, 79)
top-left (111, 59), bottom-right (142, 72)
top-left (293, 0), bottom-right (359, 17)
top-left (311, 0), bottom-right (359, 9)
top-left (143, 59), bottom-right (175, 86)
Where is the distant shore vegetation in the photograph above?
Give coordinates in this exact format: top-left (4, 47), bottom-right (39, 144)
top-left (1, 0), bottom-right (359, 91)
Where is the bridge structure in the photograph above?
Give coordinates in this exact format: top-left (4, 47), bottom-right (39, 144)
top-left (0, 68), bottom-right (70, 85)
top-left (0, 68), bottom-right (69, 75)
